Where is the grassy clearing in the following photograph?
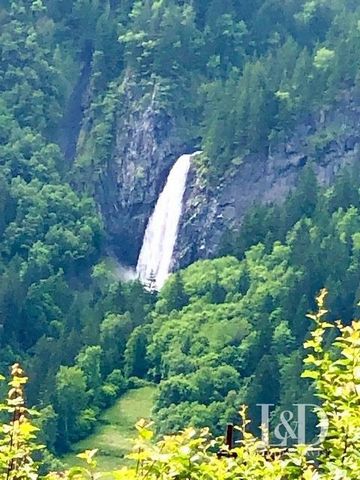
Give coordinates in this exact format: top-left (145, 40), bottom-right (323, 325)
top-left (62, 385), bottom-right (156, 471)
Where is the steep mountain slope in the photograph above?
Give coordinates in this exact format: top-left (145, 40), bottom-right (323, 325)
top-left (1, 0), bottom-right (360, 463)
top-left (75, 76), bottom-right (189, 265)
top-left (176, 94), bottom-right (360, 266)
top-left (71, 0), bottom-right (360, 268)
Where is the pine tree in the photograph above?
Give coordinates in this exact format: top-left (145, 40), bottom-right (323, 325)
top-left (163, 272), bottom-right (189, 312)
top-left (146, 270), bottom-right (157, 294)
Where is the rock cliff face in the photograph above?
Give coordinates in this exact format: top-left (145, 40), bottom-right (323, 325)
top-left (80, 76), bottom-right (360, 270)
top-left (84, 79), bottom-right (190, 265)
top-left (174, 95), bottom-right (360, 268)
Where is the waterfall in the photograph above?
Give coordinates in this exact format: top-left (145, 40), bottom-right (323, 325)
top-left (136, 152), bottom-right (200, 290)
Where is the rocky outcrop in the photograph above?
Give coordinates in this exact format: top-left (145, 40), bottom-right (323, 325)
top-left (78, 74), bottom-right (360, 271)
top-left (94, 78), bottom-right (190, 265)
top-left (174, 96), bottom-right (360, 268)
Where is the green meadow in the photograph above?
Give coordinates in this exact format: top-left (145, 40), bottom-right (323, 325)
top-left (62, 386), bottom-right (156, 471)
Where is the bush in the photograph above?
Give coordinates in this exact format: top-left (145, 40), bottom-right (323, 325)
top-left (97, 383), bottom-right (118, 409)
top-left (127, 377), bottom-right (152, 390)
top-left (75, 408), bottom-right (97, 439)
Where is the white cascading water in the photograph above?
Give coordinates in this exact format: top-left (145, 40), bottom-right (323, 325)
top-left (136, 152), bottom-right (201, 290)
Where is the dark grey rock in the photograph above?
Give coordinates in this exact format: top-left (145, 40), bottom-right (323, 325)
top-left (78, 77), bottom-right (360, 272)
top-left (174, 98), bottom-right (360, 268)
top-left (92, 76), bottom-right (190, 264)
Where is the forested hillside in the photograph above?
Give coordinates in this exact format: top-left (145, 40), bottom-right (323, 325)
top-left (147, 166), bottom-right (360, 437)
top-left (0, 0), bottom-right (360, 467)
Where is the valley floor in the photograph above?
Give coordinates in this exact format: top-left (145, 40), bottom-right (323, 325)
top-left (62, 386), bottom-right (156, 471)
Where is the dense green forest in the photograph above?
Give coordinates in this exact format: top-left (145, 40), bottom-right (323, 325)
top-left (1, 0), bottom-right (360, 467)
top-left (1, 296), bottom-right (359, 479)
top-left (148, 166), bottom-right (360, 436)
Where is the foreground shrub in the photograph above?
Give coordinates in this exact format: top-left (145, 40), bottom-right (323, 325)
top-left (0, 364), bottom-right (41, 480)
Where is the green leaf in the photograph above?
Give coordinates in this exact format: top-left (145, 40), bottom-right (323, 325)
top-left (301, 370), bottom-right (319, 379)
